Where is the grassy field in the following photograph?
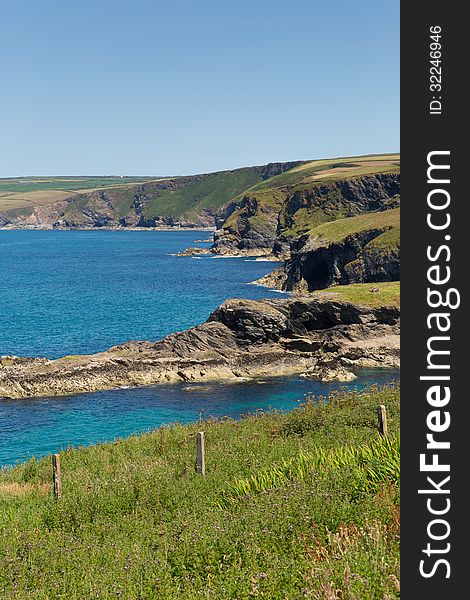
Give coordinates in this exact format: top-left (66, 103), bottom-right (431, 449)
top-left (309, 207), bottom-right (399, 243)
top-left (315, 281), bottom-right (400, 307)
top-left (0, 384), bottom-right (400, 598)
top-left (244, 154), bottom-right (400, 194)
top-left (0, 190), bottom-right (76, 212)
top-left (0, 177), bottom-right (158, 193)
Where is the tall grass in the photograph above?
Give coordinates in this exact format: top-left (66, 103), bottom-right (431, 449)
top-left (0, 384), bottom-right (400, 599)
top-left (218, 435), bottom-right (399, 507)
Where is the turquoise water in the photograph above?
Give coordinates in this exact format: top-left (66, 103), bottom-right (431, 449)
top-left (0, 230), bottom-right (399, 466)
top-left (0, 370), bottom-right (399, 467)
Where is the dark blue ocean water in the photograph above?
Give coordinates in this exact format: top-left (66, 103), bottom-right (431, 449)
top-left (0, 230), bottom-right (399, 466)
top-left (0, 230), bottom-right (288, 359)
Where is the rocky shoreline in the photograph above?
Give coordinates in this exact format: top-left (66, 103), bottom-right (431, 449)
top-left (0, 225), bottom-right (216, 232)
top-left (0, 296), bottom-right (399, 400)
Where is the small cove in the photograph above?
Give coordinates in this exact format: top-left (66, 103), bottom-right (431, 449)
top-left (0, 230), bottom-right (399, 466)
top-left (0, 369), bottom-right (399, 467)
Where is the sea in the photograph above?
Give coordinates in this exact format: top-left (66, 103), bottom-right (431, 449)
top-left (0, 230), bottom-right (399, 466)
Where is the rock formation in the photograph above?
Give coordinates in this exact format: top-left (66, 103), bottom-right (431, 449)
top-left (0, 296), bottom-right (399, 400)
top-left (211, 173), bottom-right (400, 258)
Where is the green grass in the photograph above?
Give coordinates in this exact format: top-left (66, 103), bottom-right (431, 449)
top-left (316, 282), bottom-right (400, 307)
top-left (0, 177), bottom-right (158, 193)
top-left (303, 208), bottom-right (399, 244)
top-left (0, 384), bottom-right (400, 598)
top-left (218, 434), bottom-right (399, 508)
top-left (141, 169), bottom-right (266, 220)
top-left (244, 154), bottom-right (400, 193)
top-left (366, 226), bottom-right (400, 249)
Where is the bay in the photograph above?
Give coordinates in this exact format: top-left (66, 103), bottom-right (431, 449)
top-left (0, 230), bottom-right (399, 466)
top-left (0, 370), bottom-right (399, 467)
top-left (0, 230), bottom-right (285, 359)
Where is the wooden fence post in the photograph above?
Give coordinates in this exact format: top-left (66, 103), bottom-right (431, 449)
top-left (52, 453), bottom-right (61, 500)
top-left (196, 432), bottom-right (205, 476)
top-left (378, 405), bottom-right (388, 437)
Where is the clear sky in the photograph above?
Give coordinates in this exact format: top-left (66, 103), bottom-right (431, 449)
top-left (0, 0), bottom-right (399, 177)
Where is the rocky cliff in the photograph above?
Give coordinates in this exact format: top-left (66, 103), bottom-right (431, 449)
top-left (0, 162), bottom-right (304, 230)
top-left (0, 295), bottom-right (399, 399)
top-left (211, 173), bottom-right (400, 257)
top-left (255, 206), bottom-right (400, 292)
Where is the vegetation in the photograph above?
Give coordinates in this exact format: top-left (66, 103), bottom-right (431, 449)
top-left (0, 190), bottom-right (76, 213)
top-left (141, 169), bottom-right (268, 221)
top-left (217, 155), bottom-right (400, 246)
top-left (244, 154), bottom-right (399, 193)
top-left (308, 207), bottom-right (399, 244)
top-left (0, 176), bottom-right (158, 193)
top-left (0, 177), bottom-right (162, 216)
top-left (218, 434), bottom-right (399, 508)
top-left (316, 281), bottom-right (400, 307)
top-left (1, 156), bottom-right (399, 227)
top-left (0, 384), bottom-right (400, 598)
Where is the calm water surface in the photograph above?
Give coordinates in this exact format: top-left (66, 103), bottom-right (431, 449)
top-left (0, 229), bottom-right (286, 358)
top-left (0, 370), bottom-right (399, 467)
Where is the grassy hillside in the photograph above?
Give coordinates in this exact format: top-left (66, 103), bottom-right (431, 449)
top-left (0, 177), bottom-right (164, 219)
top-left (218, 155), bottom-right (399, 234)
top-left (0, 157), bottom-right (398, 229)
top-left (141, 169), bottom-right (267, 221)
top-left (309, 207), bottom-right (399, 243)
top-left (235, 153), bottom-right (399, 195)
top-left (213, 154), bottom-right (400, 261)
top-left (54, 170), bottom-right (269, 224)
top-left (0, 163), bottom-right (304, 226)
top-left (0, 384), bottom-right (400, 598)
top-left (314, 281), bottom-right (400, 307)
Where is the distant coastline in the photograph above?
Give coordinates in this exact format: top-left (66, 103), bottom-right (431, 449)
top-left (0, 225), bottom-right (216, 232)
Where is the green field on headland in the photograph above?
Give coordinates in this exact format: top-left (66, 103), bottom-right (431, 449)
top-left (315, 281), bottom-right (400, 308)
top-left (0, 154), bottom-right (398, 231)
top-left (0, 384), bottom-right (400, 599)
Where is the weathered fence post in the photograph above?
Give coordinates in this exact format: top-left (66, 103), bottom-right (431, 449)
top-left (378, 405), bottom-right (388, 437)
top-left (196, 432), bottom-right (205, 476)
top-left (52, 453), bottom-right (61, 500)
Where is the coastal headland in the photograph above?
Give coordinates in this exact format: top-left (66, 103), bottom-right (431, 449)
top-left (0, 286), bottom-right (399, 400)
top-left (0, 154), bottom-right (400, 400)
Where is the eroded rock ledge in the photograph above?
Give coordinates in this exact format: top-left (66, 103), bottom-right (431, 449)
top-left (0, 297), bottom-right (399, 400)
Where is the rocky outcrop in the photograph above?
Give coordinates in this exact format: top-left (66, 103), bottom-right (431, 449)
top-left (211, 174), bottom-right (400, 257)
top-left (212, 204), bottom-right (282, 256)
top-left (257, 227), bottom-right (400, 293)
top-left (0, 297), bottom-right (399, 399)
top-left (175, 247), bottom-right (212, 257)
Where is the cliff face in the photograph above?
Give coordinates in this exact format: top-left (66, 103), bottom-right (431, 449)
top-left (0, 296), bottom-right (399, 399)
top-left (255, 206), bottom-right (400, 292)
top-left (0, 162), bottom-right (304, 230)
top-left (282, 232), bottom-right (399, 292)
top-left (212, 191), bottom-right (285, 255)
top-left (211, 173), bottom-right (400, 257)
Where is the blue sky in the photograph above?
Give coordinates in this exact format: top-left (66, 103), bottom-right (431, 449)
top-left (0, 0), bottom-right (399, 177)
